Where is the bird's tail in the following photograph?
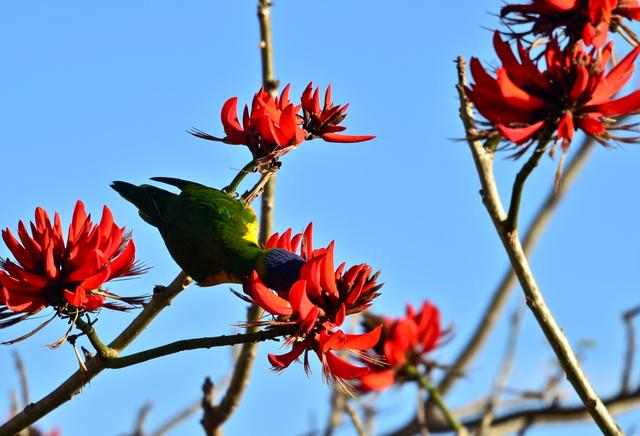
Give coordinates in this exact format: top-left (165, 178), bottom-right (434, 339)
top-left (111, 181), bottom-right (175, 227)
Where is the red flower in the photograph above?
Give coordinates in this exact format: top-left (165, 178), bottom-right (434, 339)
top-left (358, 301), bottom-right (442, 392)
top-left (300, 82), bottom-right (376, 143)
top-left (501, 0), bottom-right (640, 47)
top-left (0, 201), bottom-right (146, 338)
top-left (191, 84), bottom-right (306, 163)
top-left (242, 224), bottom-right (383, 385)
top-left (466, 33), bottom-right (640, 156)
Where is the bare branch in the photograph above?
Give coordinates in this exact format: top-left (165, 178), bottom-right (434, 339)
top-left (477, 304), bottom-right (524, 436)
top-left (0, 271), bottom-right (193, 435)
top-left (132, 402), bottom-right (153, 436)
top-left (12, 351), bottom-right (30, 409)
top-left (151, 399), bottom-right (201, 436)
top-left (324, 389), bottom-right (347, 436)
top-left (622, 305), bottom-right (640, 393)
top-left (345, 402), bottom-right (368, 436)
top-left (452, 56), bottom-right (620, 435)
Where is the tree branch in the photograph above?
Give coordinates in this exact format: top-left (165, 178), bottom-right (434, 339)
top-left (622, 305), bottom-right (640, 393)
top-left (344, 402), bottom-right (368, 436)
top-left (0, 271), bottom-right (193, 435)
top-left (435, 133), bottom-right (594, 398)
top-left (104, 324), bottom-right (295, 369)
top-left (505, 140), bottom-right (548, 233)
top-left (426, 388), bottom-right (640, 435)
top-left (452, 56), bottom-right (620, 434)
top-left (476, 304), bottom-right (524, 436)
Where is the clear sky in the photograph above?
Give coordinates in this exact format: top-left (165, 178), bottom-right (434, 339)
top-left (0, 1), bottom-right (639, 435)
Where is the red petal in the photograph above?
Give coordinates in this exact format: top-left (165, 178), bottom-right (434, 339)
top-left (221, 97), bottom-right (244, 137)
top-left (343, 325), bottom-right (383, 351)
top-left (569, 66), bottom-right (589, 101)
top-left (359, 370), bottom-right (396, 392)
top-left (496, 68), bottom-right (546, 111)
top-left (80, 266), bottom-right (111, 290)
top-left (290, 234), bottom-right (302, 254)
top-left (301, 223), bottom-right (313, 260)
top-left (299, 255), bottom-right (323, 299)
top-left (44, 241), bottom-right (59, 281)
top-left (577, 114), bottom-right (606, 135)
top-left (108, 239), bottom-right (136, 278)
top-left (3, 260), bottom-right (49, 289)
top-left (324, 351), bottom-right (369, 379)
top-left (547, 0), bottom-right (578, 11)
top-left (3, 287), bottom-right (45, 313)
top-left (278, 228), bottom-right (292, 251)
top-left (334, 303), bottom-right (346, 327)
top-left (279, 84), bottom-right (291, 109)
top-left (242, 271), bottom-right (292, 316)
top-left (557, 112), bottom-right (575, 144)
top-left (587, 89), bottom-right (640, 115)
top-left (321, 242), bottom-right (339, 297)
top-left (265, 232), bottom-right (280, 249)
top-left (67, 250), bottom-right (106, 282)
top-left (64, 286), bottom-right (85, 307)
top-left (268, 342), bottom-right (306, 369)
top-left (324, 84), bottom-right (333, 109)
top-left (68, 201), bottom-right (88, 245)
top-left (497, 120), bottom-right (545, 144)
top-left (320, 133), bottom-right (376, 143)
top-left (289, 280), bottom-right (315, 318)
top-left (0, 272), bottom-right (42, 294)
top-left (277, 104), bottom-right (298, 143)
top-left (17, 221), bottom-right (42, 258)
top-left (299, 306), bottom-right (320, 335)
top-left (591, 45), bottom-right (640, 104)
top-left (301, 82), bottom-right (314, 112)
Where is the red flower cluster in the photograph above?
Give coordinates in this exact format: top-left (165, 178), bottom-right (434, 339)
top-left (0, 201), bottom-right (145, 333)
top-left (242, 224), bottom-right (383, 384)
top-left (501, 0), bottom-right (640, 47)
top-left (191, 83), bottom-right (375, 164)
top-left (467, 33), bottom-right (640, 155)
top-left (301, 83), bottom-right (376, 143)
top-left (358, 301), bottom-right (442, 392)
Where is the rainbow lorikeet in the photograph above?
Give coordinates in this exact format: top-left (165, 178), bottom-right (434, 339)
top-left (111, 177), bottom-right (304, 291)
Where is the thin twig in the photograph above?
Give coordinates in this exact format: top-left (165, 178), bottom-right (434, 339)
top-left (12, 350), bottom-right (30, 408)
top-left (224, 160), bottom-right (258, 194)
top-left (344, 402), bottom-right (368, 436)
top-left (505, 140), bottom-right (548, 233)
top-left (454, 56), bottom-right (620, 435)
top-left (476, 303), bottom-right (524, 436)
top-left (435, 134), bottom-right (594, 398)
top-left (201, 377), bottom-right (221, 436)
top-left (11, 351), bottom-right (31, 436)
top-left (388, 387), bottom-right (640, 435)
top-left (324, 389), bottom-right (347, 436)
top-left (407, 366), bottom-right (468, 436)
top-left (74, 318), bottom-right (119, 359)
top-left (622, 305), bottom-right (640, 393)
top-left (202, 303), bottom-right (267, 434)
top-left (132, 402), bottom-right (153, 436)
top-left (0, 271), bottom-right (193, 435)
top-left (105, 324), bottom-right (295, 369)
top-left (416, 388), bottom-right (430, 436)
top-left (150, 399), bottom-right (202, 436)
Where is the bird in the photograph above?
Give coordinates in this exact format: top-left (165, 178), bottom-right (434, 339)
top-left (110, 177), bottom-right (304, 291)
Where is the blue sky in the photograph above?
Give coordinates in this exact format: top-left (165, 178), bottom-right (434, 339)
top-left (0, 1), bottom-right (639, 435)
